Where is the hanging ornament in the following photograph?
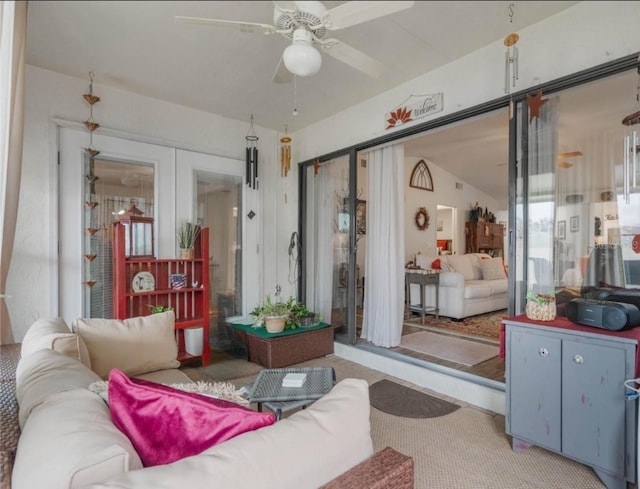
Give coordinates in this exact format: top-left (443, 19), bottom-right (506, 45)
top-left (280, 125), bottom-right (292, 177)
top-left (527, 90), bottom-right (549, 123)
top-left (313, 159), bottom-right (321, 176)
top-left (82, 71), bottom-right (101, 289)
top-left (245, 114), bottom-right (259, 190)
top-left (503, 3), bottom-right (519, 95)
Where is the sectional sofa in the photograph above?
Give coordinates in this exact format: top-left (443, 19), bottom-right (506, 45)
top-left (6, 313), bottom-right (414, 489)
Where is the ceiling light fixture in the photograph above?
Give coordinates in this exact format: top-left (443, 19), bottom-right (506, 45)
top-left (283, 28), bottom-right (322, 77)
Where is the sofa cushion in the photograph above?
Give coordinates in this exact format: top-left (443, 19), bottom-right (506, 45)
top-left (445, 255), bottom-right (476, 281)
top-left (12, 389), bottom-right (142, 489)
top-left (21, 317), bottom-right (91, 368)
top-left (72, 311), bottom-right (180, 379)
top-left (82, 378), bottom-right (373, 489)
top-left (463, 280), bottom-right (493, 299)
top-left (480, 257), bottom-right (507, 280)
top-left (16, 349), bottom-right (101, 428)
top-left (488, 279), bottom-right (509, 295)
top-left (108, 369), bottom-right (275, 467)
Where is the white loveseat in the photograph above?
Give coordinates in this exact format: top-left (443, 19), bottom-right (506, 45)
top-left (409, 253), bottom-right (508, 320)
top-left (11, 315), bottom-right (413, 489)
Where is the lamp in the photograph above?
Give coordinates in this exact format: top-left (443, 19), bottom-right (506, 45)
top-left (283, 28), bottom-right (322, 77)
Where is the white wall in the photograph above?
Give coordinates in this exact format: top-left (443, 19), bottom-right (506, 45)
top-left (8, 1), bottom-right (640, 339)
top-left (7, 66), bottom-right (284, 339)
top-left (405, 157), bottom-right (499, 261)
top-left (293, 2), bottom-right (640, 160)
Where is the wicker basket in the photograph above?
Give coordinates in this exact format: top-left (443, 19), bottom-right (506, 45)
top-left (179, 248), bottom-right (194, 259)
top-left (525, 300), bottom-right (556, 321)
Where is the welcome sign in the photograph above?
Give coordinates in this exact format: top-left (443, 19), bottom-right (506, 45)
top-left (385, 93), bottom-right (444, 130)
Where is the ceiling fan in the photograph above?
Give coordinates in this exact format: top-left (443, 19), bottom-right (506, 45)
top-left (176, 1), bottom-right (415, 83)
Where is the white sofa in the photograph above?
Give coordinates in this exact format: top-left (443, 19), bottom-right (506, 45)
top-left (11, 315), bottom-right (412, 489)
top-left (409, 253), bottom-right (508, 320)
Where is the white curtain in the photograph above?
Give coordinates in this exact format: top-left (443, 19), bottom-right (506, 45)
top-left (311, 157), bottom-right (347, 322)
top-left (527, 96), bottom-right (559, 295)
top-left (361, 144), bottom-right (405, 347)
top-left (0, 1), bottom-right (27, 344)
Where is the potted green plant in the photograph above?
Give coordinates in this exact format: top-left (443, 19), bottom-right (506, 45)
top-left (177, 222), bottom-right (201, 259)
top-left (287, 298), bottom-right (320, 327)
top-left (525, 291), bottom-right (556, 321)
top-left (250, 295), bottom-right (292, 333)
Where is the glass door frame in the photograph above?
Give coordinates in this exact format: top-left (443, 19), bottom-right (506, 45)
top-left (298, 52), bottom-right (640, 345)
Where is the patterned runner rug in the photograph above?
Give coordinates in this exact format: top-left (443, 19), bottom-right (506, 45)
top-left (405, 309), bottom-right (506, 340)
top-left (400, 331), bottom-right (499, 366)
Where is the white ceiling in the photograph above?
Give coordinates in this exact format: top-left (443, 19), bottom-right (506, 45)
top-left (26, 1), bottom-right (579, 133)
top-left (29, 1), bottom-right (636, 206)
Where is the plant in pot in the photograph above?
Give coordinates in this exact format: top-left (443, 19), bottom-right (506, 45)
top-left (177, 222), bottom-right (201, 259)
top-left (250, 295), bottom-right (292, 334)
top-left (287, 297), bottom-right (320, 327)
top-left (525, 291), bottom-right (556, 321)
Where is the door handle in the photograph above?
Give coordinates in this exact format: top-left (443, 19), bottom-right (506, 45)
top-left (624, 135), bottom-right (630, 204)
top-left (633, 130), bottom-right (638, 189)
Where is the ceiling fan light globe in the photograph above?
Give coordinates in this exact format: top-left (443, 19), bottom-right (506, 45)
top-left (283, 42), bottom-right (322, 76)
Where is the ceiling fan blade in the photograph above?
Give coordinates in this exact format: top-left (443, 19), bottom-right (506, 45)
top-left (320, 39), bottom-right (385, 78)
top-left (272, 56), bottom-right (294, 84)
top-left (322, 1), bottom-right (414, 30)
top-left (175, 16), bottom-right (278, 35)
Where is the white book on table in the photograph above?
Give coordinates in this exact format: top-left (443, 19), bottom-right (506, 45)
top-left (282, 373), bottom-right (307, 388)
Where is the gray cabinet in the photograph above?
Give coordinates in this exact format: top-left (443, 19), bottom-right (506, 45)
top-left (505, 319), bottom-right (637, 489)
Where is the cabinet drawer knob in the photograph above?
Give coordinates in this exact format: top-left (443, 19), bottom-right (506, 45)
top-left (538, 347), bottom-right (548, 357)
top-left (573, 354), bottom-right (584, 364)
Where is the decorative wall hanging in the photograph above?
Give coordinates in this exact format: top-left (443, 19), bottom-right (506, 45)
top-left (280, 126), bottom-right (292, 177)
top-left (527, 90), bottom-right (549, 123)
top-left (621, 52), bottom-right (640, 126)
top-left (414, 207), bottom-right (430, 231)
top-left (385, 93), bottom-right (443, 130)
top-left (503, 3), bottom-right (519, 95)
top-left (409, 159), bottom-right (434, 191)
top-left (83, 72), bottom-right (101, 289)
top-left (245, 114), bottom-right (259, 189)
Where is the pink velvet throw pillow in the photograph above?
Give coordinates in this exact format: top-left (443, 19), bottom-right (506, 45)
top-left (108, 369), bottom-right (275, 467)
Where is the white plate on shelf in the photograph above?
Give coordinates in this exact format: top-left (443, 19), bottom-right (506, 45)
top-left (132, 271), bottom-right (155, 292)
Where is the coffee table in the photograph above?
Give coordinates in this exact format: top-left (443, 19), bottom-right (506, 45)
top-left (249, 367), bottom-right (336, 420)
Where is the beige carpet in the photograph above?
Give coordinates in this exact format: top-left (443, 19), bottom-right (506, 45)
top-left (184, 355), bottom-right (606, 489)
top-left (400, 331), bottom-right (499, 366)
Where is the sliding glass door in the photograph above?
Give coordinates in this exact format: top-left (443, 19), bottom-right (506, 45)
top-left (515, 68), bottom-right (640, 312)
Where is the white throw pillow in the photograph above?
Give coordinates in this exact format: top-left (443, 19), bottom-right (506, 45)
top-left (480, 257), bottom-right (507, 280)
top-left (21, 317), bottom-right (91, 368)
top-left (445, 255), bottom-right (476, 281)
top-left (72, 311), bottom-right (180, 379)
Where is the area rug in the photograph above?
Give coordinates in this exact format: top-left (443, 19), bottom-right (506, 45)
top-left (369, 379), bottom-right (459, 419)
top-left (400, 331), bottom-right (499, 366)
top-left (405, 309), bottom-right (506, 340)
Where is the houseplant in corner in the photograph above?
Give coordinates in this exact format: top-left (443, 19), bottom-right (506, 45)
top-left (177, 222), bottom-right (201, 259)
top-left (250, 295), bottom-right (292, 333)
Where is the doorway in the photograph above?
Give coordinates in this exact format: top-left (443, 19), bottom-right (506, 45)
top-left (436, 205), bottom-right (455, 255)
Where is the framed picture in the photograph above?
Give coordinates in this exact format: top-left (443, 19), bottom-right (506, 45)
top-left (356, 201), bottom-right (366, 235)
top-left (557, 220), bottom-right (566, 240)
top-left (570, 215), bottom-right (579, 233)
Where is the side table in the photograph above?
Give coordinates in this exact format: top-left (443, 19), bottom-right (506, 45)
top-left (405, 269), bottom-right (440, 324)
top-left (249, 367), bottom-right (336, 420)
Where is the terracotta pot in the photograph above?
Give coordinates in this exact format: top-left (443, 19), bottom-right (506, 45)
top-left (264, 316), bottom-right (286, 333)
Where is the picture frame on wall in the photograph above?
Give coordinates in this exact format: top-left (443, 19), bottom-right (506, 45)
top-left (557, 220), bottom-right (566, 240)
top-left (570, 215), bottom-right (579, 233)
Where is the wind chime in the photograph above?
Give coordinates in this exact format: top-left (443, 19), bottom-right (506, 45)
top-left (245, 115), bottom-right (259, 189)
top-left (280, 126), bottom-right (292, 177)
top-left (503, 3), bottom-right (519, 95)
top-left (83, 72), bottom-right (101, 288)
